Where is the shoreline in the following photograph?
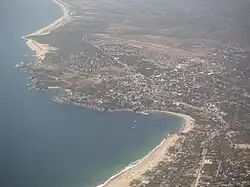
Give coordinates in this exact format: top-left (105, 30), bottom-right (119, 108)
top-left (52, 98), bottom-right (194, 187)
top-left (97, 138), bottom-right (167, 187)
top-left (24, 0), bottom-right (70, 37)
top-left (148, 110), bottom-right (195, 134)
top-left (52, 97), bottom-right (193, 134)
top-left (51, 98), bottom-right (193, 187)
top-left (96, 109), bottom-right (194, 187)
top-left (108, 109), bottom-right (194, 134)
top-left (23, 0), bottom-right (71, 60)
top-left (97, 133), bottom-right (181, 187)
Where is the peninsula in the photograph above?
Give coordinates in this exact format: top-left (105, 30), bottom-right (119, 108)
top-left (18, 0), bottom-right (250, 186)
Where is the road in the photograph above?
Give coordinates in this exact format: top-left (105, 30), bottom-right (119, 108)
top-left (194, 148), bottom-right (207, 187)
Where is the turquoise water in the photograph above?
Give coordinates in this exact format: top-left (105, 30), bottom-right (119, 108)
top-left (0, 1), bottom-right (182, 187)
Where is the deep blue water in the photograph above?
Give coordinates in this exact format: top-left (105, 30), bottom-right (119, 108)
top-left (0, 1), bottom-right (182, 187)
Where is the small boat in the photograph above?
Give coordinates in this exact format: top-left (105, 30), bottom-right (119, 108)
top-left (132, 120), bottom-right (137, 129)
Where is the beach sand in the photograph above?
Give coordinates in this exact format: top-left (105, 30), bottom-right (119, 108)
top-left (154, 110), bottom-right (195, 134)
top-left (25, 0), bottom-right (70, 37)
top-left (100, 134), bottom-right (180, 187)
top-left (147, 110), bottom-right (195, 134)
top-left (25, 39), bottom-right (56, 60)
top-left (99, 111), bottom-right (194, 187)
top-left (23, 0), bottom-right (71, 60)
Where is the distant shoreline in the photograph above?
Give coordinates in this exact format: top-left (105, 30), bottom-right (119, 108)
top-left (22, 0), bottom-right (71, 60)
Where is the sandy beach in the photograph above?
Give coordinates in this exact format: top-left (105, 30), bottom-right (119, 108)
top-left (23, 0), bottom-right (71, 60)
top-left (99, 134), bottom-right (180, 187)
top-left (149, 110), bottom-right (195, 134)
top-left (25, 0), bottom-right (70, 37)
top-left (99, 110), bottom-right (194, 187)
top-left (25, 39), bottom-right (57, 60)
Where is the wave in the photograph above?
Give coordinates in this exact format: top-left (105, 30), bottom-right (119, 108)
top-left (96, 138), bottom-right (167, 187)
top-left (96, 160), bottom-right (140, 187)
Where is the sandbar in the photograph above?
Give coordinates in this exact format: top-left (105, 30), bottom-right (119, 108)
top-left (23, 0), bottom-right (71, 60)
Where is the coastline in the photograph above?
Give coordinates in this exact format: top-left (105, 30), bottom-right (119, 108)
top-left (20, 0), bottom-right (195, 186)
top-left (52, 97), bottom-right (194, 187)
top-left (148, 110), bottom-right (195, 134)
top-left (51, 96), bottom-right (194, 187)
top-left (98, 134), bottom-right (181, 187)
top-left (108, 109), bottom-right (194, 134)
top-left (97, 110), bottom-right (194, 187)
top-left (23, 0), bottom-right (71, 60)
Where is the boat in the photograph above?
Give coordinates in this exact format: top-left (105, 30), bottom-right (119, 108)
top-left (132, 120), bottom-right (137, 129)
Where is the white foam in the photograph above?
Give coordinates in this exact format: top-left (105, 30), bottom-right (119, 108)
top-left (96, 138), bottom-right (166, 187)
top-left (96, 160), bottom-right (139, 187)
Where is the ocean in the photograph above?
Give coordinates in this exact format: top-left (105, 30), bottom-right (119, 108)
top-left (0, 0), bottom-right (182, 187)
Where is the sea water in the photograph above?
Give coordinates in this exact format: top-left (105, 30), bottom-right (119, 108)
top-left (0, 0), bottom-right (182, 187)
